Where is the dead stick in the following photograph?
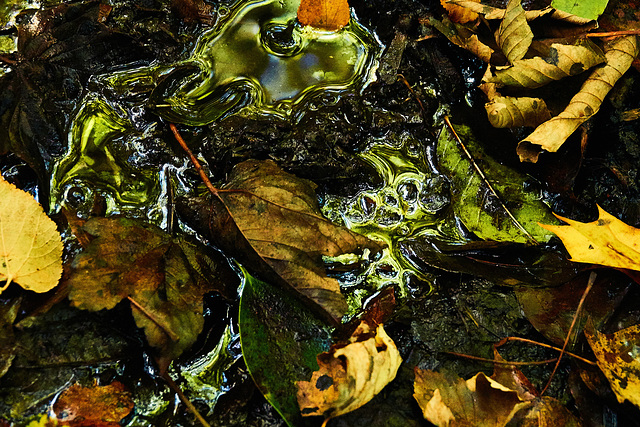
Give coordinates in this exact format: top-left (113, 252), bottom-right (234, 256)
top-left (443, 115), bottom-right (537, 244)
top-left (445, 351), bottom-right (558, 366)
top-left (170, 124), bottom-right (219, 196)
top-left (498, 336), bottom-right (596, 366)
top-left (127, 296), bottom-right (180, 341)
top-left (586, 30), bottom-right (640, 38)
top-left (162, 372), bottom-right (212, 427)
top-left (541, 271), bottom-right (596, 395)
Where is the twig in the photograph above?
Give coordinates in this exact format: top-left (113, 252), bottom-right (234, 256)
top-left (397, 74), bottom-right (426, 118)
top-left (541, 271), bottom-right (596, 395)
top-left (169, 124), bottom-right (219, 196)
top-left (162, 372), bottom-right (212, 427)
top-left (443, 115), bottom-right (538, 244)
top-left (127, 296), bottom-right (180, 341)
top-left (496, 337), bottom-right (596, 366)
top-left (445, 351), bottom-right (558, 366)
top-left (586, 30), bottom-right (640, 38)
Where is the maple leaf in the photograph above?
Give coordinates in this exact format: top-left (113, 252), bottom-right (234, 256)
top-left (177, 159), bottom-right (384, 324)
top-left (53, 381), bottom-right (134, 426)
top-left (297, 0), bottom-right (350, 31)
top-left (539, 205), bottom-right (640, 271)
top-left (296, 322), bottom-right (402, 420)
top-left (0, 174), bottom-right (62, 295)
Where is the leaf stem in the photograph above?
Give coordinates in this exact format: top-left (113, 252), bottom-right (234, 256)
top-left (169, 124), bottom-right (219, 197)
top-left (162, 372), bottom-right (212, 427)
top-left (445, 351), bottom-right (558, 366)
top-left (443, 115), bottom-right (537, 244)
top-left (127, 296), bottom-right (180, 342)
top-left (496, 336), bottom-right (596, 365)
top-left (541, 271), bottom-right (596, 395)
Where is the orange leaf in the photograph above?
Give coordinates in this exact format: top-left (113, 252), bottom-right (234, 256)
top-left (440, 0), bottom-right (480, 24)
top-left (297, 0), bottom-right (350, 31)
top-left (53, 381), bottom-right (134, 426)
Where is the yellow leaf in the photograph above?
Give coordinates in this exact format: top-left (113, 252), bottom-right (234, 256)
top-left (496, 0), bottom-right (533, 64)
top-left (585, 321), bottom-right (640, 409)
top-left (485, 95), bottom-right (551, 128)
top-left (297, 322), bottom-right (402, 419)
top-left (0, 175), bottom-right (62, 294)
top-left (297, 0), bottom-right (350, 31)
top-left (539, 205), bottom-right (640, 270)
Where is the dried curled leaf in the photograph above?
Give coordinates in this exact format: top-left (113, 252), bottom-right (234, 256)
top-left (448, 0), bottom-right (592, 23)
top-left (413, 370), bottom-right (531, 426)
top-left (0, 175), bottom-right (62, 294)
top-left (297, 0), bottom-right (350, 31)
top-left (585, 321), bottom-right (640, 409)
top-left (485, 96), bottom-right (551, 128)
top-left (430, 17), bottom-right (504, 65)
top-left (484, 40), bottom-right (606, 89)
top-left (297, 322), bottom-right (402, 419)
top-left (539, 205), bottom-right (640, 270)
top-left (518, 36), bottom-right (639, 162)
top-left (496, 0), bottom-right (533, 63)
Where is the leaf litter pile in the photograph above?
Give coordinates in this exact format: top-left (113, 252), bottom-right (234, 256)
top-left (1, 0), bottom-right (640, 425)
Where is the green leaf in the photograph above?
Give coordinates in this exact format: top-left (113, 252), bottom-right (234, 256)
top-left (551, 0), bottom-right (609, 21)
top-left (436, 122), bottom-right (558, 244)
top-left (239, 270), bottom-right (332, 427)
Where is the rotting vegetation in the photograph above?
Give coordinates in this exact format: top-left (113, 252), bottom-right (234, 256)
top-left (1, 0), bottom-right (640, 426)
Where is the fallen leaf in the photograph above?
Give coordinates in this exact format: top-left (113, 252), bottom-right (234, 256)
top-left (441, 0), bottom-right (479, 24)
top-left (437, 122), bottom-right (559, 244)
top-left (496, 0), bottom-right (533, 64)
top-left (297, 0), bottom-right (350, 31)
top-left (53, 381), bottom-right (134, 426)
top-left (0, 297), bottom-right (20, 379)
top-left (430, 17), bottom-right (505, 65)
top-left (177, 159), bottom-right (384, 324)
top-left (551, 0), bottom-right (610, 21)
top-left (66, 217), bottom-right (236, 372)
top-left (0, 174), bottom-right (62, 294)
top-left (518, 35), bottom-right (639, 162)
top-left (484, 95), bottom-right (552, 128)
top-left (539, 205), bottom-right (640, 271)
top-left (447, 0), bottom-right (590, 23)
top-left (297, 322), bottom-right (402, 419)
top-left (585, 321), bottom-right (640, 409)
top-left (413, 369), bottom-right (531, 426)
top-left (484, 39), bottom-right (606, 89)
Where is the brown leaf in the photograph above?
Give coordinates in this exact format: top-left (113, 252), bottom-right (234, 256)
top-left (448, 1), bottom-right (592, 23)
top-left (177, 159), bottom-right (384, 324)
top-left (585, 320), bottom-right (640, 409)
top-left (496, 0), bottom-right (533, 63)
top-left (413, 369), bottom-right (531, 426)
top-left (297, 0), bottom-right (350, 31)
top-left (430, 17), bottom-right (505, 65)
top-left (297, 322), bottom-right (402, 419)
top-left (518, 35), bottom-right (639, 162)
top-left (53, 381), bottom-right (134, 426)
top-left (485, 95), bottom-right (551, 128)
top-left (441, 0), bottom-right (479, 24)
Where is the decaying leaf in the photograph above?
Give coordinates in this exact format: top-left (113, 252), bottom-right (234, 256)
top-left (496, 0), bottom-right (533, 64)
top-left (484, 95), bottom-right (551, 128)
top-left (297, 322), bottom-right (402, 419)
top-left (484, 39), bottom-right (606, 89)
top-left (297, 0), bottom-right (350, 31)
top-left (446, 0), bottom-right (590, 23)
top-left (177, 159), bottom-right (384, 324)
top-left (66, 217), bottom-right (236, 372)
top-left (518, 36), bottom-right (640, 162)
top-left (0, 175), bottom-right (62, 295)
top-left (413, 370), bottom-right (531, 426)
top-left (539, 205), bottom-right (640, 271)
top-left (441, 0), bottom-right (479, 24)
top-left (53, 381), bottom-right (134, 426)
top-left (437, 122), bottom-right (559, 244)
top-left (430, 17), bottom-right (504, 65)
top-left (0, 297), bottom-right (20, 379)
top-left (585, 321), bottom-right (640, 409)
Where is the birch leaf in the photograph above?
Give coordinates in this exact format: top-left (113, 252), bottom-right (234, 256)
top-left (485, 96), bottom-right (551, 128)
top-left (496, 0), bottom-right (533, 63)
top-left (0, 175), bottom-right (62, 294)
top-left (585, 321), bottom-right (640, 409)
top-left (297, 0), bottom-right (350, 31)
top-left (484, 39), bottom-right (606, 89)
top-left (297, 322), bottom-right (402, 420)
top-left (518, 36), bottom-right (639, 162)
top-left (539, 205), bottom-right (640, 270)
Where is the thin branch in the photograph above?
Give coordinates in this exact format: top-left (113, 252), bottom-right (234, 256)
top-left (127, 296), bottom-right (180, 341)
top-left (162, 372), bottom-right (212, 427)
top-left (586, 30), bottom-right (640, 38)
top-left (497, 336), bottom-right (597, 366)
top-left (445, 351), bottom-right (559, 366)
top-left (443, 115), bottom-right (537, 244)
top-left (397, 74), bottom-right (426, 117)
top-left (541, 271), bottom-right (596, 395)
top-left (169, 123), bottom-right (219, 197)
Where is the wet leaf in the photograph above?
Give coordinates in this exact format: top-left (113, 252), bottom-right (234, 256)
top-left (496, 0), bottom-right (533, 64)
top-left (413, 370), bottom-right (531, 426)
top-left (0, 174), bottom-right (62, 294)
top-left (53, 381), bottom-right (134, 426)
top-left (297, 322), bottom-right (402, 420)
top-left (239, 271), bottom-right (332, 427)
top-left (484, 39), bottom-right (606, 89)
top-left (551, 0), bottom-right (609, 20)
top-left (0, 298), bottom-right (20, 379)
top-left (539, 205), bottom-right (640, 270)
top-left (177, 159), bottom-right (384, 324)
top-left (518, 36), bottom-right (639, 162)
top-left (440, 0), bottom-right (479, 24)
top-left (437, 122), bottom-right (559, 244)
top-left (484, 95), bottom-right (552, 128)
top-left (585, 321), bottom-right (640, 409)
top-left (297, 0), bottom-right (350, 31)
top-left (66, 217), bottom-right (235, 372)
top-left (430, 17), bottom-right (505, 65)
